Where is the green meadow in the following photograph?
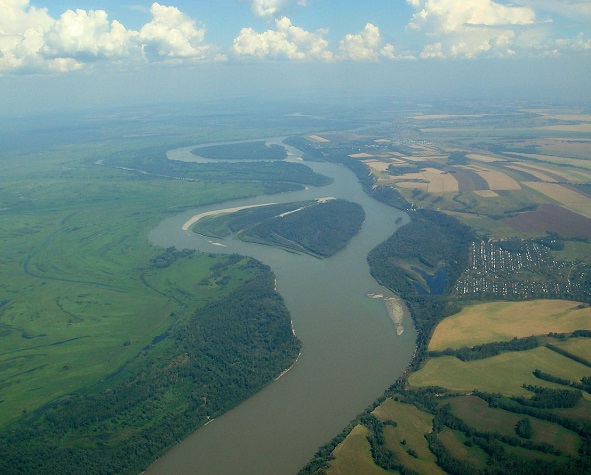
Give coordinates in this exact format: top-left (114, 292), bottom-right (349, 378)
top-left (0, 113), bottom-right (331, 430)
top-left (0, 147), bottom-right (259, 426)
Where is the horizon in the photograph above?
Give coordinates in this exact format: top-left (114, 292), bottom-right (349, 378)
top-left (1, 1), bottom-right (590, 115)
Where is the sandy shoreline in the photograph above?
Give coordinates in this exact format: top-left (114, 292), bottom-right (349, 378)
top-left (181, 203), bottom-right (277, 232)
top-left (384, 297), bottom-right (406, 335)
top-left (181, 197), bottom-right (338, 232)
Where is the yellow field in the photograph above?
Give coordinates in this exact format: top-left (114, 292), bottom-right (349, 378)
top-left (473, 190), bottom-right (499, 198)
top-left (539, 124), bottom-right (591, 133)
top-left (429, 300), bottom-right (591, 351)
top-left (521, 109), bottom-right (591, 122)
top-left (349, 152), bottom-right (374, 158)
top-left (373, 399), bottom-right (445, 474)
top-left (363, 160), bottom-right (391, 172)
top-left (396, 181), bottom-right (429, 190)
top-left (466, 153), bottom-right (505, 163)
top-left (473, 169), bottom-right (521, 191)
top-left (327, 425), bottom-right (388, 475)
top-left (523, 182), bottom-right (591, 218)
top-left (553, 338), bottom-right (591, 362)
top-left (508, 152), bottom-right (591, 172)
top-left (409, 114), bottom-right (486, 120)
top-left (506, 164), bottom-right (559, 182)
top-left (409, 347), bottom-right (591, 397)
top-left (543, 138), bottom-right (591, 157)
top-left (307, 134), bottom-right (330, 143)
top-left (394, 167), bottom-right (459, 192)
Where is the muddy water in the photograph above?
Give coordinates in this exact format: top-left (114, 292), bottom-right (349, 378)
top-left (146, 140), bottom-right (416, 475)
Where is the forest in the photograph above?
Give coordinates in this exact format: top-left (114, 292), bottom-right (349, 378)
top-left (194, 141), bottom-right (287, 160)
top-left (239, 199), bottom-right (365, 257)
top-left (102, 145), bottom-right (332, 191)
top-left (195, 199), bottom-right (365, 258)
top-left (0, 257), bottom-right (300, 475)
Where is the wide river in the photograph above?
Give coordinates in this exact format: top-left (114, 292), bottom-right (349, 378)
top-left (146, 139), bottom-right (416, 475)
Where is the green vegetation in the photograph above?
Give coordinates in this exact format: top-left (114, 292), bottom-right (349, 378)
top-left (0, 259), bottom-right (300, 474)
top-left (104, 145), bottom-right (331, 191)
top-left (0, 118), bottom-right (315, 473)
top-left (367, 209), bottom-right (474, 361)
top-left (195, 199), bottom-right (365, 258)
top-left (300, 104), bottom-right (591, 475)
top-left (428, 336), bottom-right (540, 361)
top-left (194, 141), bottom-right (288, 160)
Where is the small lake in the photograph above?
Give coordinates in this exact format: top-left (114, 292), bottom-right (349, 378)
top-left (146, 139), bottom-right (416, 475)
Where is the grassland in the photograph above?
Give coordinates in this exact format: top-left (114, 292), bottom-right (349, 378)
top-left (409, 347), bottom-right (591, 396)
top-left (429, 300), bottom-right (591, 350)
top-left (0, 105), bottom-right (343, 472)
top-left (326, 425), bottom-right (389, 475)
top-left (0, 154), bottom-right (258, 426)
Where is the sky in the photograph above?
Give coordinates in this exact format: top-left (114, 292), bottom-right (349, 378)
top-left (1, 0), bottom-right (591, 113)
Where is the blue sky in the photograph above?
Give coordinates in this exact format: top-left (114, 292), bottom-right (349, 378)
top-left (1, 1), bottom-right (591, 112)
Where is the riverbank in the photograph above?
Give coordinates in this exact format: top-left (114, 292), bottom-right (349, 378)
top-left (146, 140), bottom-right (414, 475)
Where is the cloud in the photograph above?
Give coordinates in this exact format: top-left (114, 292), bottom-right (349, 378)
top-left (239, 0), bottom-right (308, 19)
top-left (43, 10), bottom-right (137, 61)
top-left (513, 0), bottom-right (591, 24)
top-left (233, 16), bottom-right (333, 60)
top-left (406, 0), bottom-right (539, 58)
top-left (338, 23), bottom-right (400, 61)
top-left (407, 0), bottom-right (536, 32)
top-left (0, 1), bottom-right (218, 74)
top-left (139, 3), bottom-right (212, 60)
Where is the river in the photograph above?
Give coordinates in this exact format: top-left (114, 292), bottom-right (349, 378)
top-left (146, 139), bottom-right (416, 475)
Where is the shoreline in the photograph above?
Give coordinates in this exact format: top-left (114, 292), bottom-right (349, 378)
top-left (384, 296), bottom-right (406, 336)
top-left (181, 203), bottom-right (277, 232)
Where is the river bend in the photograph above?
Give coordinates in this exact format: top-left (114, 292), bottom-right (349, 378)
top-left (146, 139), bottom-right (416, 475)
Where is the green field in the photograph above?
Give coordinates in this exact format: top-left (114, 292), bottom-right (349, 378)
top-left (0, 150), bottom-right (269, 425)
top-left (327, 425), bottom-right (389, 475)
top-left (447, 396), bottom-right (580, 456)
top-left (409, 347), bottom-right (591, 396)
top-left (0, 108), bottom-right (343, 473)
top-left (373, 399), bottom-right (445, 474)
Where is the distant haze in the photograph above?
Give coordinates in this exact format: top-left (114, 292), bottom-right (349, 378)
top-left (2, 57), bottom-right (590, 117)
top-left (1, 1), bottom-right (590, 115)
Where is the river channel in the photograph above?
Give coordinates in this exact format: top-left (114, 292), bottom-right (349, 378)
top-left (146, 139), bottom-right (416, 475)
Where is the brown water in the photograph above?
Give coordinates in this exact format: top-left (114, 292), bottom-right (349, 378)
top-left (146, 141), bottom-right (416, 475)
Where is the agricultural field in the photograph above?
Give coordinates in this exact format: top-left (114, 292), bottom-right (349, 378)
top-left (429, 300), bottom-right (591, 350)
top-left (289, 104), bottom-right (591, 241)
top-left (409, 346), bottom-right (591, 397)
top-left (300, 104), bottom-right (591, 475)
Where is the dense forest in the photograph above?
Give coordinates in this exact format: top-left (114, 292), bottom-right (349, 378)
top-left (102, 145), bottom-right (332, 191)
top-left (240, 199), bottom-right (365, 257)
top-left (195, 199), bottom-right (365, 258)
top-left (194, 141), bottom-right (287, 160)
top-left (0, 257), bottom-right (300, 475)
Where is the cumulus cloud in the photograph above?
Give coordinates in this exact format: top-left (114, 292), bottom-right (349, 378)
top-left (407, 0), bottom-right (536, 32)
top-left (233, 16), bottom-right (333, 60)
top-left (0, 1), bottom-right (217, 74)
top-left (407, 0), bottom-right (538, 58)
top-left (338, 23), bottom-right (399, 61)
top-left (139, 3), bottom-right (211, 60)
top-left (43, 10), bottom-right (137, 61)
top-left (239, 0), bottom-right (308, 19)
top-left (513, 0), bottom-right (591, 24)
